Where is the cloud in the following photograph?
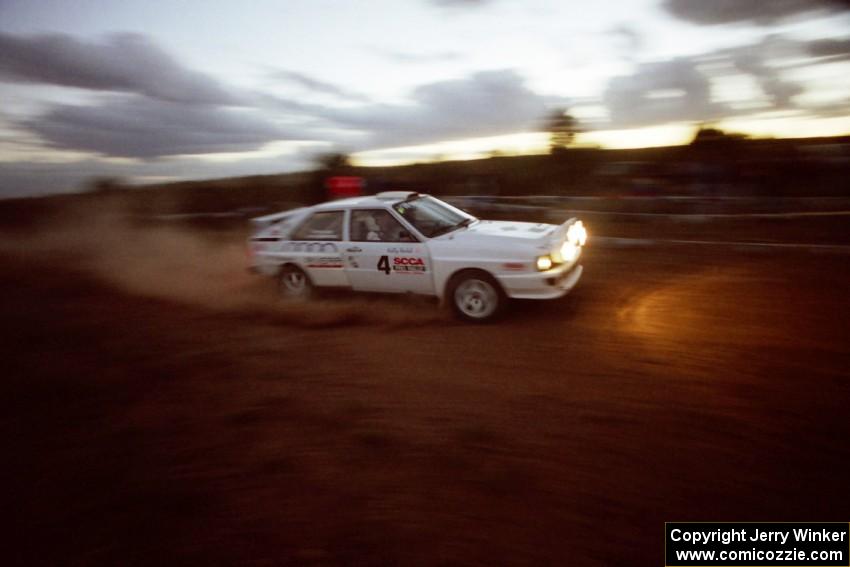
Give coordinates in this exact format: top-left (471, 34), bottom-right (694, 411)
top-left (0, 32), bottom-right (242, 105)
top-left (807, 37), bottom-right (850, 60)
top-left (430, 0), bottom-right (493, 7)
top-left (66, 67), bottom-right (562, 155)
top-left (599, 32), bottom-right (849, 128)
top-left (662, 0), bottom-right (850, 25)
top-left (368, 48), bottom-right (463, 64)
top-left (319, 70), bottom-right (552, 148)
top-left (725, 38), bottom-right (804, 108)
top-left (603, 58), bottom-right (724, 127)
top-left (268, 70), bottom-right (369, 102)
top-left (609, 24), bottom-right (644, 62)
top-left (24, 96), bottom-right (294, 158)
top-left (0, 32), bottom-right (328, 166)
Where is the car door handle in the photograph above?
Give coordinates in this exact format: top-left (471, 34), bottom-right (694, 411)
top-left (346, 247), bottom-right (362, 253)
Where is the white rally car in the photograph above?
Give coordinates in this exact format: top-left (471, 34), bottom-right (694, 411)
top-left (248, 192), bottom-right (586, 322)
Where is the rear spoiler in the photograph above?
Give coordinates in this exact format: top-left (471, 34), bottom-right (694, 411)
top-left (250, 206), bottom-right (308, 229)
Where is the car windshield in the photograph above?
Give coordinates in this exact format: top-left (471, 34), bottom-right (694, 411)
top-left (392, 196), bottom-right (476, 238)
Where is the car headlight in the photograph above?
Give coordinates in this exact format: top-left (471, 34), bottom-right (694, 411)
top-left (567, 221), bottom-right (587, 246)
top-left (536, 255), bottom-right (553, 271)
top-left (560, 241), bottom-right (579, 262)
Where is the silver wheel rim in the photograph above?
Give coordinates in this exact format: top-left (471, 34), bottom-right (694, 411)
top-left (454, 278), bottom-right (498, 319)
top-left (281, 269), bottom-right (307, 296)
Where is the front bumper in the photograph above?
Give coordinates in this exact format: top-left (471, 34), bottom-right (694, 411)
top-left (497, 261), bottom-right (583, 300)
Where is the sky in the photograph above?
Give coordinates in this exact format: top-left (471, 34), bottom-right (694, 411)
top-left (0, 0), bottom-right (848, 197)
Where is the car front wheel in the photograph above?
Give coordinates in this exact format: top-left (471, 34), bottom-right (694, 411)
top-left (448, 270), bottom-right (505, 323)
top-left (278, 264), bottom-right (313, 300)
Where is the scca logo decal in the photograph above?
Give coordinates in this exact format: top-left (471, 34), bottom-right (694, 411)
top-left (376, 255), bottom-right (427, 274)
top-left (392, 256), bottom-right (426, 273)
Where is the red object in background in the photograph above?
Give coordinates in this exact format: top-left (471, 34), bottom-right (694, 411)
top-left (326, 176), bottom-right (364, 199)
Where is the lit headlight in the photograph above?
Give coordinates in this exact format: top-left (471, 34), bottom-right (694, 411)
top-left (567, 221), bottom-right (587, 246)
top-left (536, 255), bottom-right (553, 271)
top-left (560, 241), bottom-right (579, 262)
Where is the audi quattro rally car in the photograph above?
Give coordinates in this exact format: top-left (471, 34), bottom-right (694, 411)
top-left (248, 192), bottom-right (587, 322)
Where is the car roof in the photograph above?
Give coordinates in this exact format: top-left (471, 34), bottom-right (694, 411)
top-left (313, 191), bottom-right (421, 211)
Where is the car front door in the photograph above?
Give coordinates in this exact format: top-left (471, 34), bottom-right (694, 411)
top-left (342, 208), bottom-right (434, 295)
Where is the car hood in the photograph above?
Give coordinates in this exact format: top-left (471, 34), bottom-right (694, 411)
top-left (440, 220), bottom-right (556, 246)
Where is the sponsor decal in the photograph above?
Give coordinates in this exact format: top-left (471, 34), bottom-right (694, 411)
top-left (282, 241), bottom-right (339, 254)
top-left (392, 256), bottom-right (426, 273)
top-left (306, 256), bottom-right (343, 268)
top-left (376, 255), bottom-right (427, 274)
top-left (386, 246), bottom-right (417, 254)
top-left (502, 262), bottom-right (526, 271)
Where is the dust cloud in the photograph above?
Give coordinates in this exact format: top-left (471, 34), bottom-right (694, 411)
top-left (0, 205), bottom-right (446, 329)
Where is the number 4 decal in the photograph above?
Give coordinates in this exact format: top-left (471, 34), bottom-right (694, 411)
top-left (377, 255), bottom-right (390, 275)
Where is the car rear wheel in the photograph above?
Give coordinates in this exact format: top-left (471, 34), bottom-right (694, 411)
top-left (448, 270), bottom-right (505, 323)
top-left (279, 264), bottom-right (312, 300)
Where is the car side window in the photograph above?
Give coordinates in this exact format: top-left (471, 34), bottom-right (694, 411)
top-left (292, 211), bottom-right (343, 241)
top-left (350, 209), bottom-right (416, 242)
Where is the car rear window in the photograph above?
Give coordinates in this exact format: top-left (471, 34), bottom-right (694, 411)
top-left (292, 211), bottom-right (344, 241)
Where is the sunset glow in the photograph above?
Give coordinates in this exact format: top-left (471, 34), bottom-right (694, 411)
top-left (0, 0), bottom-right (847, 196)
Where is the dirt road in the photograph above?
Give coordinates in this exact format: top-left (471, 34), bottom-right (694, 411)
top-left (3, 220), bottom-right (850, 566)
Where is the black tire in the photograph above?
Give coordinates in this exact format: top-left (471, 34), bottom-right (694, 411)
top-left (278, 264), bottom-right (313, 300)
top-left (447, 270), bottom-right (506, 323)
